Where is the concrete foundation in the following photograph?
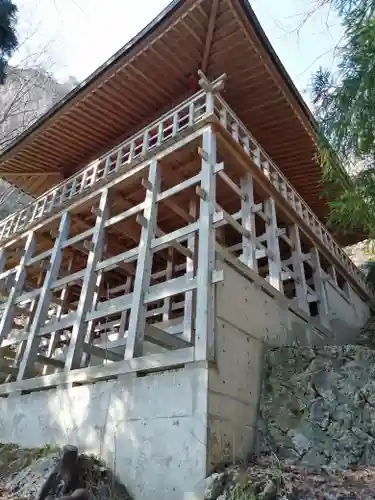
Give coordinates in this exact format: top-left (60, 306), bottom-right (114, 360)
top-left (0, 258), bottom-right (370, 500)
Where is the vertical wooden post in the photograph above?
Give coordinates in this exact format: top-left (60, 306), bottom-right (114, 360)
top-left (240, 173), bottom-right (257, 272)
top-left (17, 212), bottom-right (70, 380)
top-left (118, 276), bottom-right (133, 340)
top-left (0, 249), bottom-right (7, 295)
top-left (310, 247), bottom-right (331, 329)
top-left (43, 255), bottom-right (74, 375)
top-left (290, 224), bottom-right (309, 313)
top-left (0, 232), bottom-right (35, 343)
top-left (125, 160), bottom-right (159, 359)
top-left (162, 248), bottom-right (175, 323)
top-left (81, 270), bottom-right (103, 368)
top-left (195, 127), bottom-right (216, 361)
top-left (328, 265), bottom-right (338, 286)
top-left (343, 281), bottom-right (353, 301)
top-left (10, 267), bottom-right (44, 380)
top-left (65, 190), bottom-right (109, 371)
top-left (183, 199), bottom-right (197, 344)
top-left (0, 249), bottom-right (6, 275)
top-left (264, 198), bottom-right (283, 293)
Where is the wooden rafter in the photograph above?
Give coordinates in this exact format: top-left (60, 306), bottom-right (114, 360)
top-left (201, 0), bottom-right (220, 74)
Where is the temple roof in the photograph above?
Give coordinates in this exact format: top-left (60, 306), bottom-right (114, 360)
top-left (0, 0), bottom-right (340, 237)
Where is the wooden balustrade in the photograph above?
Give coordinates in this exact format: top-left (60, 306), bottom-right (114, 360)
top-left (0, 75), bottom-right (370, 395)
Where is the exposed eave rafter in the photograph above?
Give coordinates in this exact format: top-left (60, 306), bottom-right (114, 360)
top-left (201, 0), bottom-right (219, 73)
top-left (0, 0), bottom-right (360, 244)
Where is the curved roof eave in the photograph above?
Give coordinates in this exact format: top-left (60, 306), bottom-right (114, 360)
top-left (0, 0), bottom-right (318, 164)
top-left (0, 0), bottom-right (183, 164)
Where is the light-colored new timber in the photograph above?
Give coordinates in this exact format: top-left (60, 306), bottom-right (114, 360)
top-left (0, 74), bottom-right (371, 395)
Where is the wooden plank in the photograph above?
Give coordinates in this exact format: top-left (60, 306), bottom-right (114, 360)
top-left (8, 268), bottom-right (44, 383)
top-left (240, 173), bottom-right (257, 272)
top-left (195, 127), bottom-right (216, 361)
top-left (117, 276), bottom-right (133, 348)
top-left (183, 199), bottom-right (197, 344)
top-left (83, 342), bottom-right (122, 362)
top-left (36, 355), bottom-right (64, 369)
top-left (310, 247), bottom-right (331, 330)
top-left (0, 127), bottom-right (208, 252)
top-left (0, 348), bottom-right (195, 395)
top-left (125, 160), bottom-right (159, 359)
top-left (162, 248), bottom-right (175, 323)
top-left (144, 323), bottom-right (190, 350)
top-left (264, 198), bottom-right (283, 293)
top-left (17, 212), bottom-right (70, 381)
top-left (43, 255), bottom-right (74, 375)
top-left (290, 224), bottom-right (309, 313)
top-left (37, 312), bottom-right (76, 336)
top-left (81, 271), bottom-right (103, 368)
top-left (328, 265), bottom-right (338, 286)
top-left (64, 190), bottom-right (109, 371)
top-left (0, 232), bottom-right (35, 343)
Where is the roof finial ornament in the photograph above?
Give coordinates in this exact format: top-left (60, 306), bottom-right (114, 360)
top-left (197, 70), bottom-right (227, 93)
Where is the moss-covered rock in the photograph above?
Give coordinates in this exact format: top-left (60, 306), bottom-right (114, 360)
top-left (258, 345), bottom-right (375, 472)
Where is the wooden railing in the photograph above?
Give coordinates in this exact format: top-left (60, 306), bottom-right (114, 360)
top-left (212, 94), bottom-right (372, 299)
top-left (0, 75), bottom-right (372, 392)
top-left (0, 80), bottom-right (371, 299)
top-left (0, 90), bottom-right (208, 242)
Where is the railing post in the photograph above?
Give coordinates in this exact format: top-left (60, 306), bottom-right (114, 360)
top-left (64, 190), bottom-right (109, 371)
top-left (125, 160), bottom-right (159, 359)
top-left (17, 212), bottom-right (70, 380)
top-left (195, 127), bottom-right (216, 361)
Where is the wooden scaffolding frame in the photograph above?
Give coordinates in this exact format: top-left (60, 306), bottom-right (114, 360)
top-left (0, 74), bottom-right (371, 396)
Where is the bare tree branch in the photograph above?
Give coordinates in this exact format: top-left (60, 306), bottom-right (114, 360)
top-left (0, 41), bottom-right (77, 218)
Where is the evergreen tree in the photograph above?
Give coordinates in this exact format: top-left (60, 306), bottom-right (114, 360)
top-left (311, 0), bottom-right (375, 237)
top-left (0, 0), bottom-right (18, 84)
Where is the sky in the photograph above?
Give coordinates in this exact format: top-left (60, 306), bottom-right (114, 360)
top-left (12, 0), bottom-right (343, 106)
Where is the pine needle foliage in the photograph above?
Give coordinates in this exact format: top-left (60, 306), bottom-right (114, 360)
top-left (312, 0), bottom-right (375, 237)
top-left (0, 0), bottom-right (17, 83)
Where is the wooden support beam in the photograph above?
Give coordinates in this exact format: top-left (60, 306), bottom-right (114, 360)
top-left (83, 343), bottom-right (122, 362)
top-left (264, 198), bottom-right (283, 293)
top-left (43, 254), bottom-right (74, 375)
top-left (290, 224), bottom-right (309, 313)
top-left (183, 199), bottom-right (197, 345)
top-left (240, 173), bottom-right (257, 272)
top-left (162, 248), bottom-right (175, 323)
top-left (201, 0), bottom-right (220, 73)
top-left (117, 276), bottom-right (133, 344)
top-left (144, 323), bottom-right (190, 350)
top-left (125, 160), bottom-right (159, 359)
top-left (195, 128), bottom-right (216, 361)
top-left (64, 190), bottom-right (109, 371)
top-left (310, 247), bottom-right (331, 330)
top-left (81, 270), bottom-right (103, 368)
top-left (328, 265), bottom-right (338, 286)
top-left (0, 232), bottom-right (35, 343)
top-left (17, 212), bottom-right (70, 381)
